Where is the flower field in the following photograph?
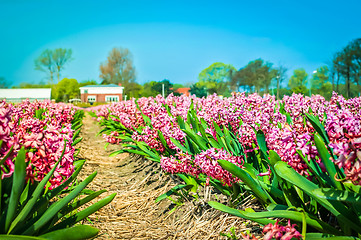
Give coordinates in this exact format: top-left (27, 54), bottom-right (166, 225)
top-left (0, 100), bottom-right (115, 239)
top-left (96, 92), bottom-right (361, 239)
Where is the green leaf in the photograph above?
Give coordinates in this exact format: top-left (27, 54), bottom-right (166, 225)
top-left (5, 147), bottom-right (26, 233)
top-left (19, 181), bottom-right (30, 205)
top-left (0, 236), bottom-right (46, 240)
top-left (218, 160), bottom-right (272, 204)
top-left (40, 225), bottom-right (99, 240)
top-left (176, 116), bottom-right (185, 130)
top-left (275, 161), bottom-right (361, 233)
top-left (314, 133), bottom-right (342, 190)
top-left (306, 235), bottom-right (359, 240)
top-left (183, 123), bottom-right (208, 151)
top-left (312, 188), bottom-right (361, 205)
top-left (256, 130), bottom-right (269, 158)
top-left (155, 185), bottom-right (193, 203)
top-left (49, 193), bottom-right (116, 231)
top-left (54, 190), bottom-right (107, 222)
top-left (208, 201), bottom-right (275, 226)
top-left (0, 145), bottom-right (14, 166)
top-left (157, 130), bottom-right (173, 153)
top-left (170, 138), bottom-right (189, 153)
top-left (213, 121), bottom-right (224, 137)
top-left (207, 137), bottom-right (221, 149)
top-left (306, 113), bottom-right (329, 144)
top-left (238, 209), bottom-right (342, 236)
top-left (23, 172), bottom-right (98, 235)
top-left (72, 129), bottom-right (81, 141)
top-left (136, 142), bottom-right (161, 162)
top-left (71, 137), bottom-right (83, 147)
top-left (27, 160), bottom-right (86, 223)
top-left (177, 174), bottom-right (198, 192)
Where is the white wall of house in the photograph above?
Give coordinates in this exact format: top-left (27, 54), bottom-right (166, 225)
top-left (79, 87), bottom-right (124, 94)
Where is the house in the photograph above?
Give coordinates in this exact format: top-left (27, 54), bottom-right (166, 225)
top-left (0, 88), bottom-right (52, 103)
top-left (79, 84), bottom-right (124, 103)
top-left (175, 87), bottom-right (191, 96)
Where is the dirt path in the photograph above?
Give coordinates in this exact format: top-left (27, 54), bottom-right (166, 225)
top-left (77, 113), bottom-right (255, 240)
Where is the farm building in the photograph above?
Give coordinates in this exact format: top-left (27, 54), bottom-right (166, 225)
top-left (0, 88), bottom-right (52, 103)
top-left (79, 84), bottom-right (124, 103)
top-left (174, 87), bottom-right (191, 96)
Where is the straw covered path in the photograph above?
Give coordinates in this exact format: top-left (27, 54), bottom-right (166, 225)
top-left (77, 113), bottom-right (258, 240)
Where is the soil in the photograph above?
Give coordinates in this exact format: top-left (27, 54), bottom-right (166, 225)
top-left (77, 113), bottom-right (261, 240)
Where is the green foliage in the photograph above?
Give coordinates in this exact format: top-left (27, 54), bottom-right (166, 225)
top-left (288, 68), bottom-right (308, 94)
top-left (189, 83), bottom-right (207, 97)
top-left (124, 82), bottom-right (143, 98)
top-left (198, 62), bottom-right (236, 96)
top-left (0, 77), bottom-right (10, 88)
top-left (311, 66), bottom-right (329, 89)
top-left (311, 66), bottom-right (333, 99)
top-left (52, 78), bottom-right (80, 102)
top-left (333, 38), bottom-right (361, 98)
top-left (0, 152), bottom-right (115, 238)
top-left (0, 114), bottom-right (115, 239)
top-left (79, 80), bottom-right (97, 87)
top-left (232, 59), bottom-right (278, 93)
top-left (15, 83), bottom-right (52, 89)
top-left (151, 79), bottom-right (173, 96)
top-left (110, 101), bottom-right (361, 238)
top-left (142, 81), bottom-right (159, 97)
top-left (142, 79), bottom-right (180, 97)
top-left (207, 114), bottom-right (361, 238)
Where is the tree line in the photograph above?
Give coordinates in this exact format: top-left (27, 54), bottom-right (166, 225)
top-left (190, 38), bottom-right (361, 99)
top-left (1, 38), bottom-right (360, 101)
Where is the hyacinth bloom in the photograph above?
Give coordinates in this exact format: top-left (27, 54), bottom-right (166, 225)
top-left (98, 92), bottom-right (361, 186)
top-left (263, 220), bottom-right (302, 240)
top-left (0, 100), bottom-right (77, 189)
top-left (103, 131), bottom-right (121, 144)
top-left (160, 148), bottom-right (244, 186)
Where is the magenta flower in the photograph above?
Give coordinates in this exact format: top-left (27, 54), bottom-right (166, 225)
top-left (263, 219), bottom-right (302, 240)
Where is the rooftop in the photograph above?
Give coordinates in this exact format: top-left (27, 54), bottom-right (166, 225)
top-left (80, 84), bottom-right (123, 88)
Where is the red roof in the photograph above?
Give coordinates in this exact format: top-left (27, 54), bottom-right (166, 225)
top-left (175, 87), bottom-right (190, 96)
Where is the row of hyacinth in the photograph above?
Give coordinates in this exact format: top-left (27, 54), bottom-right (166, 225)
top-left (0, 100), bottom-right (78, 189)
top-left (96, 92), bottom-right (361, 186)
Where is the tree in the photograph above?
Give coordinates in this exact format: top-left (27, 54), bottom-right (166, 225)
top-left (142, 81), bottom-right (157, 97)
top-left (52, 48), bottom-right (73, 83)
top-left (52, 78), bottom-right (79, 102)
top-left (17, 82), bottom-right (51, 88)
top-left (311, 66), bottom-right (329, 89)
top-left (198, 62), bottom-right (236, 96)
top-left (232, 59), bottom-right (277, 93)
top-left (35, 49), bottom-right (73, 84)
top-left (100, 47), bottom-right (136, 85)
top-left (275, 65), bottom-right (287, 100)
top-left (79, 80), bottom-right (98, 87)
top-left (151, 79), bottom-right (173, 97)
top-left (332, 38), bottom-right (361, 98)
top-left (125, 82), bottom-right (143, 99)
top-left (100, 47), bottom-right (137, 97)
top-left (0, 77), bottom-right (10, 88)
top-left (189, 83), bottom-right (207, 97)
top-left (310, 66), bottom-right (332, 98)
top-left (288, 69), bottom-right (308, 95)
top-left (34, 49), bottom-right (56, 84)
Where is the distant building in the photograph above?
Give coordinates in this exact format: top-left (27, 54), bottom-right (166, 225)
top-left (79, 84), bottom-right (124, 103)
top-left (175, 87), bottom-right (191, 96)
top-left (0, 88), bottom-right (52, 103)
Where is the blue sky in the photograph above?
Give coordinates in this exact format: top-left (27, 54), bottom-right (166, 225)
top-left (1, 0), bottom-right (360, 87)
